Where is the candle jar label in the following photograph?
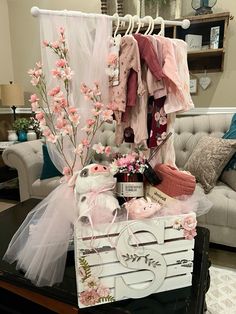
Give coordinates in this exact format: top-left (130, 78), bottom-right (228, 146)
top-left (116, 182), bottom-right (144, 197)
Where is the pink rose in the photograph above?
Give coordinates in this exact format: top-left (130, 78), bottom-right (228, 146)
top-left (184, 228), bottom-right (197, 240)
top-left (182, 216), bottom-right (197, 231)
top-left (97, 285), bottom-right (110, 298)
top-left (80, 289), bottom-right (100, 306)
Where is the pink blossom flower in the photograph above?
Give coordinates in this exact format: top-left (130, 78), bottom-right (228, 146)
top-left (30, 77), bottom-right (40, 86)
top-left (84, 276), bottom-right (100, 291)
top-left (63, 167), bottom-right (72, 177)
top-left (107, 52), bottom-right (118, 66)
top-left (51, 41), bottom-right (59, 49)
top-left (55, 118), bottom-right (67, 130)
top-left (48, 134), bottom-right (58, 143)
top-left (80, 83), bottom-right (89, 95)
top-left (184, 228), bottom-right (197, 240)
top-left (48, 86), bottom-right (61, 97)
top-left (82, 139), bottom-right (90, 147)
top-left (31, 102), bottom-right (39, 112)
top-left (61, 67), bottom-right (74, 81)
top-left (182, 216), bottom-right (197, 231)
top-left (42, 40), bottom-right (49, 47)
top-left (75, 144), bottom-right (83, 156)
top-left (59, 27), bottom-right (65, 35)
top-left (92, 143), bottom-right (105, 154)
top-left (97, 285), bottom-right (110, 298)
top-left (86, 119), bottom-right (96, 127)
top-left (68, 107), bottom-right (78, 115)
top-left (29, 94), bottom-right (39, 103)
top-left (105, 146), bottom-right (111, 156)
top-left (35, 112), bottom-right (45, 121)
top-left (62, 124), bottom-right (73, 136)
top-left (42, 128), bottom-right (51, 137)
top-left (52, 103), bottom-right (63, 115)
top-left (56, 59), bottom-right (67, 68)
top-left (94, 102), bottom-right (104, 110)
top-left (91, 108), bottom-right (101, 117)
top-left (51, 68), bottom-right (61, 78)
top-left (69, 114), bottom-right (80, 126)
top-left (80, 289), bottom-right (100, 306)
top-left (101, 109), bottom-right (113, 121)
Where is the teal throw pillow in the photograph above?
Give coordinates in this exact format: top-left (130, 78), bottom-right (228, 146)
top-left (40, 144), bottom-right (62, 180)
top-left (222, 113), bottom-right (236, 170)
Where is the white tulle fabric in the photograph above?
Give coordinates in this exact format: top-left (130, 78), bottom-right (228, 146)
top-left (40, 12), bottom-right (112, 172)
top-left (3, 11), bottom-right (112, 287)
top-left (3, 183), bottom-right (77, 286)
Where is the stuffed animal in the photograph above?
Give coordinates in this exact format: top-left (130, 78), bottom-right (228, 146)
top-left (125, 197), bottom-right (161, 220)
top-left (72, 163), bottom-right (120, 225)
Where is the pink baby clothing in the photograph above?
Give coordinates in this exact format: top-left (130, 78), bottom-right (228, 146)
top-left (110, 35), bottom-right (143, 124)
top-left (146, 35), bottom-right (167, 99)
top-left (133, 34), bottom-right (163, 81)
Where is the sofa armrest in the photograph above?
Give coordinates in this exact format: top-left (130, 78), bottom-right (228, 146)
top-left (2, 140), bottom-right (44, 201)
top-left (220, 169), bottom-right (236, 191)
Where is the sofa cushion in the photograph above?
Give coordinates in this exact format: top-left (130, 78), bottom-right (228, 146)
top-left (40, 144), bottom-right (62, 180)
top-left (184, 136), bottom-right (236, 193)
top-left (222, 113), bottom-right (236, 170)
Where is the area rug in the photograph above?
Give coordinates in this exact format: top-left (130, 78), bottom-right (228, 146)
top-left (206, 265), bottom-right (236, 314)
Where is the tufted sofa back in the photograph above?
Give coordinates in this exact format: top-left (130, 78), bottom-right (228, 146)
top-left (174, 114), bottom-right (233, 168)
top-left (97, 113), bottom-right (233, 168)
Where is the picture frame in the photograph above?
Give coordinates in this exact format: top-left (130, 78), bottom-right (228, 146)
top-left (190, 79), bottom-right (198, 94)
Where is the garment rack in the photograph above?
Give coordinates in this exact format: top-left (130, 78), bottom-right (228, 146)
top-left (31, 6), bottom-right (190, 30)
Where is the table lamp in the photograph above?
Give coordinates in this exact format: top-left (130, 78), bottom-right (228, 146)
top-left (1, 82), bottom-right (24, 121)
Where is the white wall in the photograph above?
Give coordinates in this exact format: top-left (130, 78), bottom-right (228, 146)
top-left (0, 0), bottom-right (14, 85)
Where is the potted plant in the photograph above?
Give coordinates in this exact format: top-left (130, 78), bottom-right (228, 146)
top-left (12, 118), bottom-right (30, 142)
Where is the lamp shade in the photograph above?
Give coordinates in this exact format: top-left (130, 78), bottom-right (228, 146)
top-left (1, 83), bottom-right (24, 107)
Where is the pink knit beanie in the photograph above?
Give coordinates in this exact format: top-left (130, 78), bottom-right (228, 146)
top-left (154, 164), bottom-right (196, 197)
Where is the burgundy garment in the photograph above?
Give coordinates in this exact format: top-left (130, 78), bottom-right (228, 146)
top-left (148, 96), bottom-right (167, 148)
top-left (133, 34), bottom-right (163, 81)
top-left (127, 69), bottom-right (138, 107)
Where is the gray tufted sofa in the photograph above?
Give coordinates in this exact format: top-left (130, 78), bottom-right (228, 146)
top-left (3, 113), bottom-right (236, 247)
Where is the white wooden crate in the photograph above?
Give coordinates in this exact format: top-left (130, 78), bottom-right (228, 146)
top-left (74, 212), bottom-right (196, 308)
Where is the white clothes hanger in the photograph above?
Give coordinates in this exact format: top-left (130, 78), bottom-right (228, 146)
top-left (144, 16), bottom-right (153, 35)
top-left (135, 15), bottom-right (143, 34)
top-left (113, 13), bottom-right (120, 38)
top-left (148, 16), bottom-right (155, 35)
top-left (130, 15), bottom-right (139, 34)
top-left (155, 17), bottom-right (165, 36)
top-left (123, 14), bottom-right (133, 36)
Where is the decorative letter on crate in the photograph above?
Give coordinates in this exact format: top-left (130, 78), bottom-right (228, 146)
top-left (74, 213), bottom-right (196, 308)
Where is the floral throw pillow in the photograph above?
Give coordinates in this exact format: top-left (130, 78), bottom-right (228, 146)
top-left (184, 136), bottom-right (236, 193)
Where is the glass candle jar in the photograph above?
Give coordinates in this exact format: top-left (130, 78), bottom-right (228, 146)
top-left (115, 172), bottom-right (144, 205)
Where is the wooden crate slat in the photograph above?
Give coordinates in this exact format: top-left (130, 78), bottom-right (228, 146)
top-left (77, 262), bottom-right (193, 292)
top-left (75, 213), bottom-right (196, 240)
top-left (77, 238), bottom-right (194, 256)
top-left (77, 247), bottom-right (194, 267)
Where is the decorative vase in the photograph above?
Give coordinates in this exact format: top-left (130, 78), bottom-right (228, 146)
top-left (115, 172), bottom-right (144, 205)
top-left (7, 130), bottom-right (18, 142)
top-left (18, 130), bottom-right (27, 142)
top-left (27, 130), bottom-right (37, 141)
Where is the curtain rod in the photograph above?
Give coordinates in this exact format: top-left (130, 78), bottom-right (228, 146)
top-left (31, 6), bottom-right (190, 29)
